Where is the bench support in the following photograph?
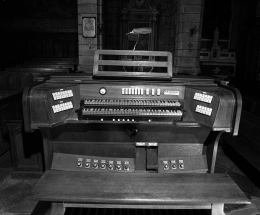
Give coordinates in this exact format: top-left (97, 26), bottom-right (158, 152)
top-left (46, 203), bottom-right (64, 215)
top-left (212, 203), bottom-right (225, 215)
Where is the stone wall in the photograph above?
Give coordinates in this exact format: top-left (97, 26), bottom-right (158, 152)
top-left (173, 0), bottom-right (204, 74)
top-left (77, 0), bottom-right (102, 71)
top-left (156, 0), bottom-right (175, 53)
top-left (77, 0), bottom-right (204, 74)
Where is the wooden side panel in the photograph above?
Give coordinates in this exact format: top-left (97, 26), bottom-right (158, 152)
top-left (7, 120), bottom-right (43, 178)
top-left (185, 86), bottom-right (236, 132)
top-left (25, 83), bottom-right (81, 130)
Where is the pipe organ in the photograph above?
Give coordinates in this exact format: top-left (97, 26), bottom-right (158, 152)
top-left (22, 50), bottom-right (247, 215)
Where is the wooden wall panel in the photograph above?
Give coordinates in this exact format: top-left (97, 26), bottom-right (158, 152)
top-left (0, 19), bottom-right (78, 69)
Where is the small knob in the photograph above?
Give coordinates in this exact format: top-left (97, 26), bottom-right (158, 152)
top-left (93, 163), bottom-right (98, 169)
top-left (100, 164), bottom-right (106, 169)
top-left (108, 164), bottom-right (113, 170)
top-left (116, 164), bottom-right (122, 170)
top-left (85, 163), bottom-right (90, 168)
top-left (163, 164), bottom-right (169, 170)
top-left (124, 165), bottom-right (129, 171)
top-left (171, 164), bottom-right (176, 169)
top-left (77, 162), bottom-right (82, 167)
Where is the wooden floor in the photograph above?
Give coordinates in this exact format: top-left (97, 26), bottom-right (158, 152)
top-left (0, 146), bottom-right (260, 215)
top-left (0, 150), bottom-right (39, 214)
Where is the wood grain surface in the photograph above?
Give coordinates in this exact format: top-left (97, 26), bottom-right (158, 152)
top-left (31, 170), bottom-right (250, 206)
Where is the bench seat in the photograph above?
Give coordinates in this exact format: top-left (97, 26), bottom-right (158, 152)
top-left (30, 170), bottom-right (250, 215)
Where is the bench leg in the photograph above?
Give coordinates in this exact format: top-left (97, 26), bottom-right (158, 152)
top-left (47, 203), bottom-right (65, 215)
top-left (212, 204), bottom-right (225, 215)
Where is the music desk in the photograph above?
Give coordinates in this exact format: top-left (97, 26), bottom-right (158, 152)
top-left (30, 170), bottom-right (250, 215)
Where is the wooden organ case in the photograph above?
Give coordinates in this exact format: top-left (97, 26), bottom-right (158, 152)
top-left (23, 50), bottom-right (248, 215)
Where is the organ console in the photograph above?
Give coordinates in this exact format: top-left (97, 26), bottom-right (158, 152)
top-left (23, 50), bottom-right (248, 215)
